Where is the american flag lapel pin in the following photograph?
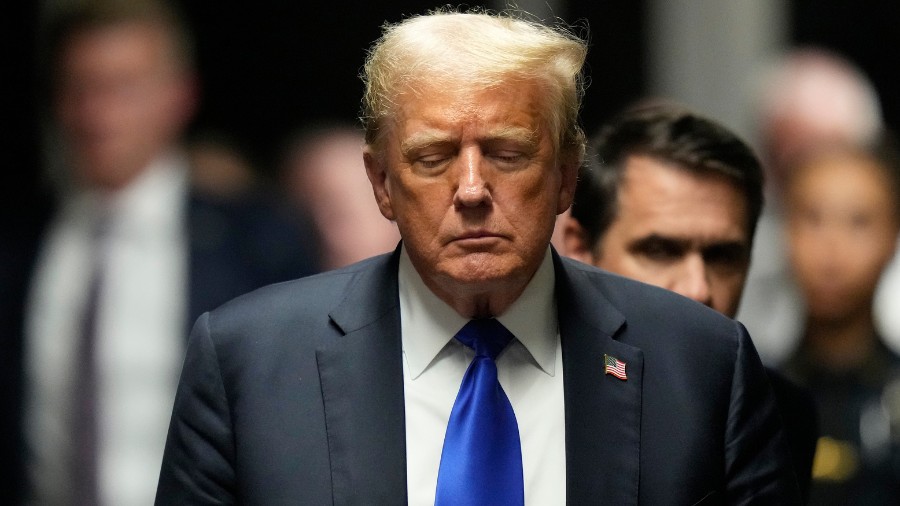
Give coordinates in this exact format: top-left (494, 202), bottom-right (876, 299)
top-left (604, 354), bottom-right (627, 381)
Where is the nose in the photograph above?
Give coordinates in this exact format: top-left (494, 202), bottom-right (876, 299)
top-left (453, 147), bottom-right (492, 208)
top-left (671, 255), bottom-right (713, 308)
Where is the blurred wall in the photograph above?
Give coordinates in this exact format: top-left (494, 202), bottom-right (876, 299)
top-left (646, 0), bottom-right (788, 146)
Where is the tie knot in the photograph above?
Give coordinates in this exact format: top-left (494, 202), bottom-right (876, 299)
top-left (455, 318), bottom-right (514, 360)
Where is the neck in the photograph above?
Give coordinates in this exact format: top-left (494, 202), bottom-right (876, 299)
top-left (803, 309), bottom-right (877, 372)
top-left (425, 276), bottom-right (530, 319)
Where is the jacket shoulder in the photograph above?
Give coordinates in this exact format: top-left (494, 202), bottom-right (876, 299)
top-left (197, 253), bottom-right (396, 346)
top-left (559, 256), bottom-right (737, 332)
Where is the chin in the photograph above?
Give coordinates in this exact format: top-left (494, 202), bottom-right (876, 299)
top-left (806, 297), bottom-right (858, 324)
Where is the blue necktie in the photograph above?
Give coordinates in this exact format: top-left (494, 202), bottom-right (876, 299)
top-left (435, 318), bottom-right (525, 506)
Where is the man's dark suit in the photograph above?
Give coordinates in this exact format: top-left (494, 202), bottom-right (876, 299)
top-left (156, 248), bottom-right (800, 505)
top-left (0, 188), bottom-right (320, 505)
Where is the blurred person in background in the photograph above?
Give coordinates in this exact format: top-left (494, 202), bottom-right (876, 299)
top-left (0, 0), bottom-right (320, 504)
top-left (278, 124), bottom-right (400, 270)
top-left (186, 129), bottom-right (260, 199)
top-left (736, 47), bottom-right (888, 365)
top-left (562, 102), bottom-right (818, 503)
top-left (757, 48), bottom-right (883, 192)
top-left (782, 138), bottom-right (900, 506)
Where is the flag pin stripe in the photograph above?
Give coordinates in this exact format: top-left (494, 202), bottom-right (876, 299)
top-left (604, 354), bottom-right (627, 381)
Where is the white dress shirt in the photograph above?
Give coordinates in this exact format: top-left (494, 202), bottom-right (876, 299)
top-left (400, 246), bottom-right (566, 505)
top-left (24, 153), bottom-right (188, 505)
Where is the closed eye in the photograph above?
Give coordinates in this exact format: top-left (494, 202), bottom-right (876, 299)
top-left (490, 151), bottom-right (526, 165)
top-left (417, 154), bottom-right (452, 169)
top-left (482, 133), bottom-right (535, 169)
top-left (407, 144), bottom-right (456, 173)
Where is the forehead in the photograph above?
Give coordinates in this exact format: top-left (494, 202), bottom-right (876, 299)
top-left (616, 155), bottom-right (749, 240)
top-left (788, 154), bottom-right (896, 211)
top-left (389, 79), bottom-right (549, 142)
top-left (62, 22), bottom-right (171, 72)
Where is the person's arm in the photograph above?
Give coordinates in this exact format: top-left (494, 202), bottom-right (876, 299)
top-left (156, 312), bottom-right (237, 505)
top-left (724, 322), bottom-right (802, 504)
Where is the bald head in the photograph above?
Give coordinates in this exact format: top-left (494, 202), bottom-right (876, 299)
top-left (757, 47), bottom-right (882, 191)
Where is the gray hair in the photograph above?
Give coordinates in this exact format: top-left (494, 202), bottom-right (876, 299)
top-left (360, 8), bottom-right (588, 164)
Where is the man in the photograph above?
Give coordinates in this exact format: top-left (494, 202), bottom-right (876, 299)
top-left (562, 102), bottom-right (763, 318)
top-left (0, 1), bottom-right (319, 504)
top-left (737, 47), bottom-right (887, 363)
top-left (783, 141), bottom-right (900, 505)
top-left (278, 124), bottom-right (400, 270)
top-left (562, 102), bottom-right (818, 502)
top-left (156, 10), bottom-right (799, 504)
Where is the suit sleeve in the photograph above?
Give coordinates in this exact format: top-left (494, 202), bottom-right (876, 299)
top-left (156, 313), bottom-right (237, 505)
top-left (724, 322), bottom-right (802, 504)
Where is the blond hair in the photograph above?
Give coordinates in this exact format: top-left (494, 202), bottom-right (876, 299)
top-left (361, 8), bottom-right (588, 164)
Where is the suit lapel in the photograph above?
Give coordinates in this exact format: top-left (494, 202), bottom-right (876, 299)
top-left (314, 250), bottom-right (645, 504)
top-left (317, 250), bottom-right (408, 505)
top-left (555, 254), bottom-right (643, 505)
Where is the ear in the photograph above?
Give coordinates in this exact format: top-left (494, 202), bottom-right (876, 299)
top-left (364, 148), bottom-right (396, 221)
top-left (559, 214), bottom-right (596, 264)
top-left (556, 157), bottom-right (580, 214)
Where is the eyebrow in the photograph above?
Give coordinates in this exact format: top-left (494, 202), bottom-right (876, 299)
top-left (629, 233), bottom-right (748, 254)
top-left (400, 131), bottom-right (455, 158)
top-left (483, 126), bottom-right (539, 146)
top-left (629, 234), bottom-right (689, 251)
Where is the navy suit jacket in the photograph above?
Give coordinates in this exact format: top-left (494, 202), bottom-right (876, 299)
top-left (156, 248), bottom-right (800, 505)
top-left (0, 188), bottom-right (320, 505)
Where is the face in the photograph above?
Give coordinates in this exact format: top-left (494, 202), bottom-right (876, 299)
top-left (56, 22), bottom-right (194, 190)
top-left (571, 156), bottom-right (751, 317)
top-left (764, 114), bottom-right (851, 192)
top-left (786, 153), bottom-right (899, 324)
top-left (364, 81), bottom-right (577, 316)
top-left (287, 132), bottom-right (401, 270)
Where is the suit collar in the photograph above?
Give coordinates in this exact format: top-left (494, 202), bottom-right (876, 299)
top-left (554, 252), bottom-right (644, 505)
top-left (318, 247), bottom-right (408, 505)
top-left (327, 246), bottom-right (402, 334)
top-left (317, 248), bottom-right (645, 504)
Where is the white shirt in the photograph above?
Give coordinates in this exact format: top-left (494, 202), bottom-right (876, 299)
top-left (400, 246), bottom-right (566, 505)
top-left (24, 153), bottom-right (188, 506)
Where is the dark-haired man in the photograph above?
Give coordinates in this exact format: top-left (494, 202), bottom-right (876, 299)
top-left (563, 102), bottom-right (818, 503)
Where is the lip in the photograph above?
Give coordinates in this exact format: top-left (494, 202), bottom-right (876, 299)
top-left (455, 230), bottom-right (502, 240)
top-left (450, 231), bottom-right (505, 245)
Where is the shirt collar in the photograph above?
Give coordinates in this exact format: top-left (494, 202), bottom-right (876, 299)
top-left (399, 245), bottom-right (558, 380)
top-left (65, 151), bottom-right (189, 242)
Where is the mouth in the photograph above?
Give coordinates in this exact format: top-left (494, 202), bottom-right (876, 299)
top-left (451, 231), bottom-right (505, 246)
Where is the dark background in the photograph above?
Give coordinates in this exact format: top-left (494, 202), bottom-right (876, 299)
top-left (176, 0), bottom-right (645, 174)
top-left (790, 0), bottom-right (900, 140)
top-left (3, 0), bottom-right (898, 216)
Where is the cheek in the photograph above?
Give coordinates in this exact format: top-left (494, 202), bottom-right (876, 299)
top-left (390, 183), bottom-right (449, 238)
top-left (847, 241), bottom-right (895, 286)
top-left (596, 249), bottom-right (654, 283)
top-left (787, 230), bottom-right (823, 272)
top-left (711, 273), bottom-right (746, 301)
top-left (507, 173), bottom-right (563, 226)
top-left (140, 91), bottom-right (177, 131)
